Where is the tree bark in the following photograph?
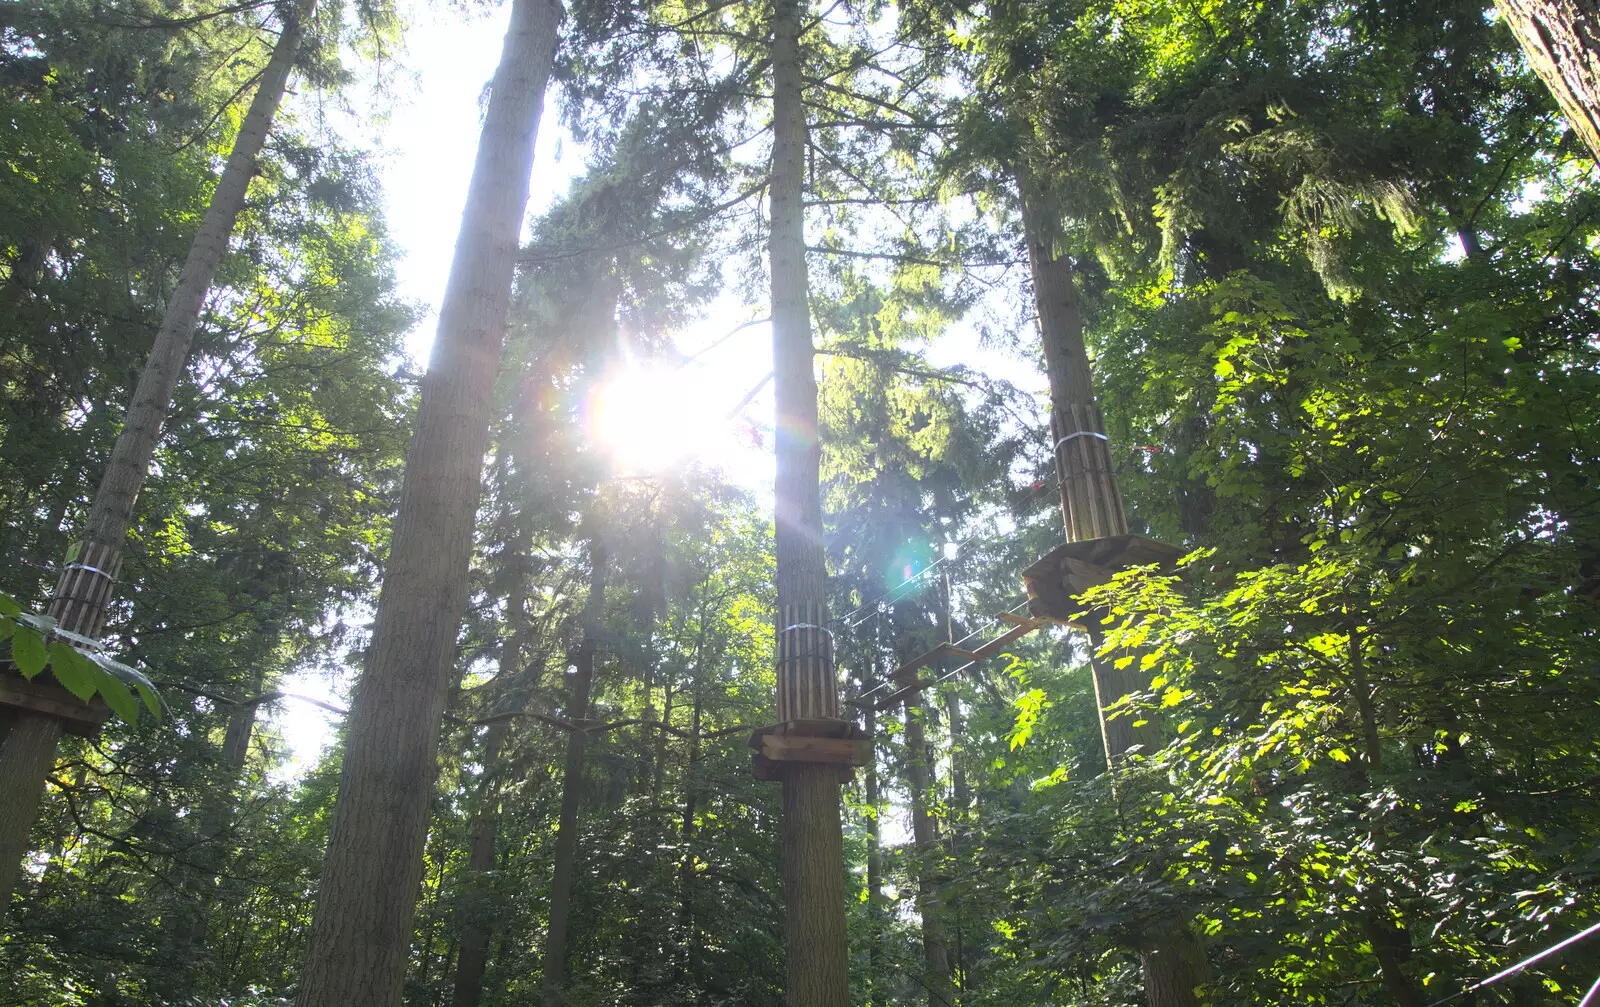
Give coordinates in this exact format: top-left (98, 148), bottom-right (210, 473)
top-left (905, 697), bottom-right (955, 1007)
top-left (541, 538), bottom-right (606, 1007)
top-left (176, 665), bottom-right (268, 951)
top-left (452, 722), bottom-right (508, 1007)
top-left (768, 0), bottom-right (850, 1004)
top-left (1017, 163), bottom-right (1208, 1007)
top-left (1497, 0), bottom-right (1600, 161)
top-left (0, 0), bottom-right (311, 912)
top-left (455, 526), bottom-right (536, 1007)
top-left (293, 0), bottom-right (562, 1003)
top-left (0, 714), bottom-right (63, 908)
top-left (1140, 916), bottom-right (1215, 1007)
top-left (863, 693), bottom-right (884, 1007)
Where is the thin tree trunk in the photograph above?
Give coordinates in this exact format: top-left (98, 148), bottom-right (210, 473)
top-left (452, 722), bottom-right (508, 1007)
top-left (294, 0), bottom-right (562, 1002)
top-left (541, 538), bottom-right (606, 1007)
top-left (941, 686), bottom-right (971, 993)
top-left (769, 0), bottom-right (849, 1004)
top-left (653, 679), bottom-right (671, 803)
top-left (639, 661), bottom-right (656, 788)
top-left (1017, 163), bottom-right (1208, 1007)
top-left (942, 690), bottom-right (970, 822)
top-left (1348, 627), bottom-right (1381, 771)
top-left (455, 524), bottom-right (536, 1007)
top-left (864, 691), bottom-right (884, 1007)
top-left (0, 0), bottom-right (311, 912)
top-left (1496, 0), bottom-right (1600, 161)
top-left (905, 694), bottom-right (955, 1007)
top-left (677, 688), bottom-right (703, 980)
top-left (177, 664), bottom-right (269, 950)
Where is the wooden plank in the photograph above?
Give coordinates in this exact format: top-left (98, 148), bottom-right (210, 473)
top-left (762, 734), bottom-right (872, 766)
top-left (967, 621), bottom-right (1043, 661)
top-left (996, 612), bottom-right (1044, 627)
top-left (890, 643), bottom-right (974, 681)
top-left (0, 674), bottom-right (109, 735)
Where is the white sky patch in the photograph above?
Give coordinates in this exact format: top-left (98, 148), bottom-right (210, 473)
top-left (266, 664), bottom-right (350, 783)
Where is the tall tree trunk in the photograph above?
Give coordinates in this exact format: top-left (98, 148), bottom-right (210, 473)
top-left (768, 0), bottom-right (850, 1004)
top-left (541, 537), bottom-right (606, 1007)
top-left (455, 526), bottom-right (536, 1007)
top-left (1016, 163), bottom-right (1208, 1007)
top-left (176, 663), bottom-right (270, 951)
top-left (0, 714), bottom-right (63, 908)
top-left (453, 722), bottom-right (509, 1007)
top-left (863, 688), bottom-right (884, 1007)
top-left (294, 1), bottom-right (562, 1002)
top-left (1017, 164), bottom-right (1159, 767)
top-left (1496, 0), bottom-right (1600, 161)
top-left (905, 694), bottom-right (955, 1007)
top-left (0, 0), bottom-right (310, 912)
top-left (677, 688), bottom-right (704, 982)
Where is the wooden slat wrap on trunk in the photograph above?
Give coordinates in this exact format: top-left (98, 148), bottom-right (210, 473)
top-left (1052, 404), bottom-right (1127, 542)
top-left (46, 540), bottom-right (122, 642)
top-left (775, 601), bottom-right (837, 723)
top-left (0, 538), bottom-right (119, 735)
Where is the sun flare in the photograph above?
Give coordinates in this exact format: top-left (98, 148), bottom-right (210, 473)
top-left (587, 362), bottom-right (730, 475)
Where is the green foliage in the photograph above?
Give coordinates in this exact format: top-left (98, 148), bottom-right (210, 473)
top-left (6, 0), bottom-right (1600, 1005)
top-left (0, 593), bottom-right (160, 723)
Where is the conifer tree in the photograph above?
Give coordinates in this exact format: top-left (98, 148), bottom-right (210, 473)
top-left (766, 0), bottom-right (852, 1002)
top-left (1497, 0), bottom-right (1600, 159)
top-left (293, 0), bottom-right (563, 1002)
top-left (0, 0), bottom-right (313, 909)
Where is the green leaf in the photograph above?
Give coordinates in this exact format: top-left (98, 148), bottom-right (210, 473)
top-left (0, 592), bottom-right (20, 618)
top-left (134, 681), bottom-right (162, 719)
top-left (92, 654), bottom-right (161, 720)
top-left (47, 641), bottom-right (97, 701)
top-left (93, 665), bottom-right (139, 724)
top-left (12, 627), bottom-right (47, 678)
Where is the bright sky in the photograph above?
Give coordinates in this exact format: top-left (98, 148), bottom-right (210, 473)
top-left (269, 1), bottom-right (1047, 778)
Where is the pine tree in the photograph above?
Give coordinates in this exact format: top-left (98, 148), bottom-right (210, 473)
top-left (293, 0), bottom-right (563, 1001)
top-left (1497, 0), bottom-right (1600, 159)
top-left (0, 0), bottom-right (313, 909)
top-left (766, 0), bottom-right (852, 1003)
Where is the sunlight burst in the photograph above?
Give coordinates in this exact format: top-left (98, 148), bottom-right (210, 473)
top-left (587, 362), bottom-right (728, 474)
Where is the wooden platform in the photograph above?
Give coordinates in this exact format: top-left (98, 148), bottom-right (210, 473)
top-left (749, 718), bottom-right (871, 782)
top-left (1021, 534), bottom-right (1184, 626)
top-left (0, 668), bottom-right (111, 736)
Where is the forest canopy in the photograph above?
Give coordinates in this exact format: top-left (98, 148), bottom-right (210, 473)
top-left (1, 0), bottom-right (1598, 1005)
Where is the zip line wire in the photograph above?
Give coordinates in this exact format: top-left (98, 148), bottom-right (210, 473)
top-left (830, 476), bottom-right (1059, 632)
top-left (1423, 918), bottom-right (1600, 1007)
top-left (850, 596), bottom-right (1034, 706)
